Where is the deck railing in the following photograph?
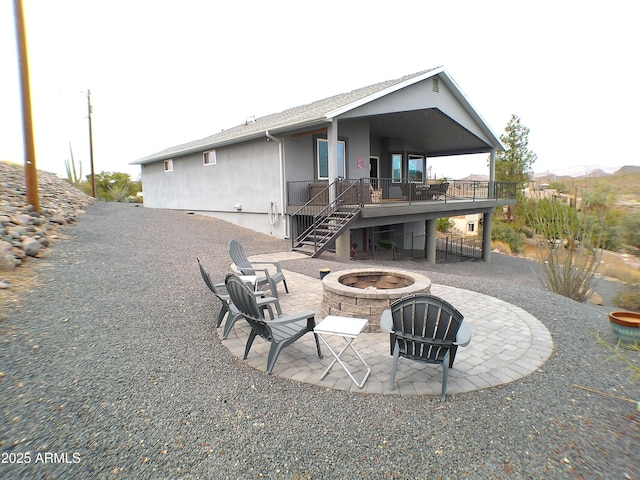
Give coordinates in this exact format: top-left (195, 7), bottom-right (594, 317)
top-left (287, 178), bottom-right (516, 207)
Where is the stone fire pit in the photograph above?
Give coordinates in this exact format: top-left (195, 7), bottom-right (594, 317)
top-left (321, 268), bottom-right (431, 332)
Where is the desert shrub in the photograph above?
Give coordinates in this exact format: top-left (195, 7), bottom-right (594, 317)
top-left (491, 221), bottom-right (524, 254)
top-left (436, 217), bottom-right (454, 233)
top-left (613, 281), bottom-right (640, 312)
top-left (525, 199), bottom-right (605, 302)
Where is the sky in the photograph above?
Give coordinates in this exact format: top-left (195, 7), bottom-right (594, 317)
top-left (1, 0), bottom-right (639, 182)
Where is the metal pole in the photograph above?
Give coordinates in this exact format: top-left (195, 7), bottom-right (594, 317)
top-left (13, 0), bottom-right (39, 212)
top-left (87, 90), bottom-right (96, 197)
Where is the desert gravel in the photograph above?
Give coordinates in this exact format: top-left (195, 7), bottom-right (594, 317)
top-left (1, 202), bottom-right (638, 479)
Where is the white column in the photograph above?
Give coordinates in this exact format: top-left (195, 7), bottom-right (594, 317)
top-left (488, 150), bottom-right (495, 199)
top-left (327, 118), bottom-right (338, 203)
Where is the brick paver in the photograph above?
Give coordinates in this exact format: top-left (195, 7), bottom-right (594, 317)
top-left (223, 254), bottom-right (554, 398)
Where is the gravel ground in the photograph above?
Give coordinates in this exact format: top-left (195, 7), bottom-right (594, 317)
top-left (1, 202), bottom-right (638, 479)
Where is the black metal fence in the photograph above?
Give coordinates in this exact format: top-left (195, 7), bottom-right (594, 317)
top-left (354, 229), bottom-right (482, 263)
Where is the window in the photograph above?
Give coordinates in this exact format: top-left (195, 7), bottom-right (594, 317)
top-left (316, 138), bottom-right (346, 180)
top-left (164, 159), bottom-right (173, 172)
top-left (391, 153), bottom-right (402, 183)
top-left (408, 154), bottom-right (424, 182)
top-left (203, 150), bottom-right (216, 166)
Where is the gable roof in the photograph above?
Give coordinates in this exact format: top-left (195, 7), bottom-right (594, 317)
top-left (132, 66), bottom-right (501, 165)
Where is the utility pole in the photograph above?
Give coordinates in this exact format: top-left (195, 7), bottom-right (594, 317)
top-left (87, 89), bottom-right (96, 197)
top-left (13, 0), bottom-right (39, 212)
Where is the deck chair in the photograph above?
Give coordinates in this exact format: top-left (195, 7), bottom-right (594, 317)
top-left (228, 239), bottom-right (289, 297)
top-left (197, 257), bottom-right (280, 340)
top-left (224, 273), bottom-right (322, 375)
top-left (380, 294), bottom-right (472, 402)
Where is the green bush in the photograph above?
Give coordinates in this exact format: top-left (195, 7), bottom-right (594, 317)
top-left (436, 217), bottom-right (454, 233)
top-left (491, 221), bottom-right (524, 253)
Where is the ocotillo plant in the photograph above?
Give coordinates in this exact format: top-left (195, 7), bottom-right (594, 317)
top-left (525, 198), bottom-right (605, 303)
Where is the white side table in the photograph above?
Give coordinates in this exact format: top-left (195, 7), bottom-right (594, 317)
top-left (314, 315), bottom-right (371, 388)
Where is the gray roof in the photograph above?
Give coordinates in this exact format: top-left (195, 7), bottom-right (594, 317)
top-left (132, 66), bottom-right (500, 165)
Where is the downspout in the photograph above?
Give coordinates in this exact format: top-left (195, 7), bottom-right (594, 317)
top-left (266, 130), bottom-right (288, 238)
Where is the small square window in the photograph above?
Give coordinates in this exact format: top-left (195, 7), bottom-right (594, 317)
top-left (203, 150), bottom-right (216, 166)
top-left (164, 159), bottom-right (173, 172)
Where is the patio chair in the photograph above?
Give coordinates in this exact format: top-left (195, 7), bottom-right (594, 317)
top-left (196, 257), bottom-right (281, 340)
top-left (228, 239), bottom-right (289, 297)
top-left (380, 294), bottom-right (472, 402)
top-left (224, 273), bottom-right (322, 375)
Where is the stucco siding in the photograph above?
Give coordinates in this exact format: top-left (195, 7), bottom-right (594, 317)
top-left (141, 138), bottom-right (279, 212)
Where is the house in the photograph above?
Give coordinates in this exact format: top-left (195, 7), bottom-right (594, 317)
top-left (131, 67), bottom-right (516, 263)
top-left (450, 213), bottom-right (482, 237)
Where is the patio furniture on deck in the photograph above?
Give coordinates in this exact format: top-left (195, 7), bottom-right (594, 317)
top-left (197, 257), bottom-right (281, 340)
top-left (228, 239), bottom-right (289, 296)
top-left (380, 294), bottom-right (472, 402)
top-left (224, 273), bottom-right (323, 375)
top-left (426, 182), bottom-right (449, 200)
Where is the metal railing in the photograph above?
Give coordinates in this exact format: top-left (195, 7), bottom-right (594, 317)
top-left (291, 181), bottom-right (362, 254)
top-left (287, 178), bottom-right (516, 207)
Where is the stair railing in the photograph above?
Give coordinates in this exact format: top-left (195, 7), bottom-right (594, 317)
top-left (292, 179), bottom-right (363, 254)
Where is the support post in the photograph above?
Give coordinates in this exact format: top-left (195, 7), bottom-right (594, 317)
top-left (426, 218), bottom-right (437, 265)
top-left (335, 230), bottom-right (351, 260)
top-left (87, 90), bottom-right (96, 197)
top-left (482, 211), bottom-right (493, 263)
top-left (327, 119), bottom-right (338, 203)
top-left (13, 0), bottom-right (39, 212)
top-left (488, 150), bottom-right (496, 200)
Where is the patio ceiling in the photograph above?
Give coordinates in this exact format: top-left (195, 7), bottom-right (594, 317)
top-left (366, 108), bottom-right (494, 157)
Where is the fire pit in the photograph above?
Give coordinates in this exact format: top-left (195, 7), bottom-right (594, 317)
top-left (321, 268), bottom-right (431, 332)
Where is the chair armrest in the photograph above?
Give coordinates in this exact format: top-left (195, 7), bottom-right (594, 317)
top-left (267, 309), bottom-right (315, 326)
top-left (250, 261), bottom-right (283, 273)
top-left (380, 309), bottom-right (393, 333)
top-left (238, 266), bottom-right (270, 276)
top-left (256, 296), bottom-right (282, 316)
top-left (454, 322), bottom-right (472, 347)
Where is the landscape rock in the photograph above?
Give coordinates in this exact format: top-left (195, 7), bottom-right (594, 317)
top-left (588, 291), bottom-right (604, 305)
top-left (0, 160), bottom-right (95, 269)
top-left (0, 240), bottom-right (16, 271)
top-left (22, 238), bottom-right (42, 257)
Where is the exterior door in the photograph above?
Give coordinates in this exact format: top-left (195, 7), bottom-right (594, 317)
top-left (369, 156), bottom-right (379, 188)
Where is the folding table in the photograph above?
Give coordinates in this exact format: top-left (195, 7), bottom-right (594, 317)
top-left (314, 315), bottom-right (371, 388)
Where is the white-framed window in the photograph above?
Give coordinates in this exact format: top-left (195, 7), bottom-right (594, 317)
top-left (203, 150), bottom-right (216, 166)
top-left (316, 138), bottom-right (346, 180)
top-left (164, 159), bottom-right (173, 172)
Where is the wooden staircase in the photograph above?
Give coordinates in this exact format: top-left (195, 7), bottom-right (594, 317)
top-left (292, 181), bottom-right (362, 258)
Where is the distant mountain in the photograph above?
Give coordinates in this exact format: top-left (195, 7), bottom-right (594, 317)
top-left (616, 165), bottom-right (640, 175)
top-left (588, 168), bottom-right (611, 178)
top-left (533, 164), bottom-right (638, 178)
top-left (454, 165), bottom-right (639, 182)
top-left (459, 174), bottom-right (489, 181)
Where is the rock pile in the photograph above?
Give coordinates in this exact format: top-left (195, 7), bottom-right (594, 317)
top-left (0, 160), bottom-right (95, 272)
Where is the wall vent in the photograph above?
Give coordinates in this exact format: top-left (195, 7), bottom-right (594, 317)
top-left (432, 78), bottom-right (439, 93)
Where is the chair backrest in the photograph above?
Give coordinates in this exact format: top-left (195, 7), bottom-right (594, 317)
top-left (197, 257), bottom-right (216, 293)
top-left (228, 239), bottom-right (253, 272)
top-left (225, 273), bottom-right (271, 340)
top-left (389, 294), bottom-right (463, 360)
